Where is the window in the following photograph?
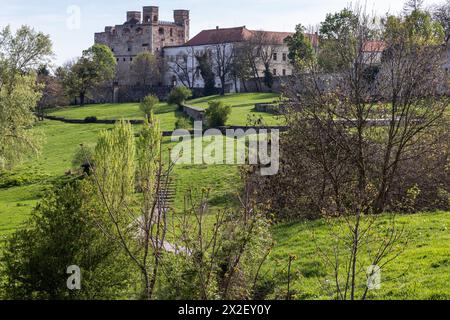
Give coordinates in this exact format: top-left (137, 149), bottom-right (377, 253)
top-left (123, 58), bottom-right (126, 62)
top-left (111, 47), bottom-right (114, 52)
top-left (159, 28), bottom-right (165, 35)
top-left (130, 57), bottom-right (133, 61)
top-left (282, 69), bottom-right (286, 76)
top-left (128, 46), bottom-right (132, 52)
top-left (170, 28), bottom-right (173, 37)
top-left (273, 69), bottom-right (277, 75)
top-left (273, 53), bottom-right (278, 61)
top-left (283, 53), bottom-right (287, 62)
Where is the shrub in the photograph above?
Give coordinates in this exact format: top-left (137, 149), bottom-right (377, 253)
top-left (205, 101), bottom-right (232, 127)
top-left (140, 94), bottom-right (159, 120)
top-left (72, 145), bottom-right (94, 173)
top-left (0, 180), bottom-right (133, 300)
top-left (0, 170), bottom-right (49, 188)
top-left (167, 86), bottom-right (192, 110)
top-left (175, 116), bottom-right (192, 129)
top-left (84, 116), bottom-right (97, 123)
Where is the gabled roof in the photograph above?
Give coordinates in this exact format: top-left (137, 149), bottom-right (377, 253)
top-left (185, 26), bottom-right (252, 46)
top-left (183, 26), bottom-right (305, 47)
top-left (362, 41), bottom-right (387, 53)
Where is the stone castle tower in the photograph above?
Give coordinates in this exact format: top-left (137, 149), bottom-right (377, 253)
top-left (95, 6), bottom-right (190, 85)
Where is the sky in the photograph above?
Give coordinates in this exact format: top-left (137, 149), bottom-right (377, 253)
top-left (0, 0), bottom-right (443, 66)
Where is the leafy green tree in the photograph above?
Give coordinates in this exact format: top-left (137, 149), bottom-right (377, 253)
top-left (0, 179), bottom-right (132, 300)
top-left (230, 46), bottom-right (252, 92)
top-left (284, 24), bottom-right (316, 69)
top-left (319, 8), bottom-right (359, 40)
top-left (167, 86), bottom-right (192, 110)
top-left (131, 51), bottom-right (160, 86)
top-left (263, 68), bottom-right (274, 89)
top-left (0, 25), bottom-right (52, 169)
top-left (196, 52), bottom-right (216, 96)
top-left (90, 117), bottom-right (174, 299)
top-left (61, 44), bottom-right (116, 106)
top-left (384, 9), bottom-right (445, 46)
top-left (205, 101), bottom-right (232, 127)
top-left (140, 94), bottom-right (159, 121)
top-left (317, 8), bottom-right (360, 72)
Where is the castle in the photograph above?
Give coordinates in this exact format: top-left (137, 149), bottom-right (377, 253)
top-left (94, 6), bottom-right (189, 85)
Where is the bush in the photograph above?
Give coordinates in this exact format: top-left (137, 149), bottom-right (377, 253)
top-left (0, 170), bottom-right (49, 188)
top-left (84, 116), bottom-right (97, 123)
top-left (167, 86), bottom-right (192, 110)
top-left (175, 116), bottom-right (192, 129)
top-left (71, 145), bottom-right (94, 173)
top-left (205, 101), bottom-right (232, 127)
top-left (140, 94), bottom-right (159, 120)
top-left (0, 179), bottom-right (133, 300)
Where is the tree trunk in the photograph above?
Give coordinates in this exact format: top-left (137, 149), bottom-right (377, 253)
top-left (80, 92), bottom-right (85, 106)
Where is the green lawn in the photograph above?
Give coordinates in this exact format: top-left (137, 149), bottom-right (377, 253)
top-left (189, 93), bottom-right (283, 126)
top-left (47, 93), bottom-right (284, 128)
top-left (268, 211), bottom-right (450, 300)
top-left (1, 93), bottom-right (449, 300)
top-left (48, 103), bottom-right (181, 132)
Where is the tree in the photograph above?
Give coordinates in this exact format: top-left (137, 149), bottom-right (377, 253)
top-left (160, 188), bottom-right (273, 300)
top-left (246, 7), bottom-right (449, 299)
top-left (210, 41), bottom-right (234, 95)
top-left (167, 86), bottom-right (192, 110)
top-left (140, 94), bottom-right (159, 121)
top-left (431, 0), bottom-right (450, 35)
top-left (168, 47), bottom-right (197, 89)
top-left (318, 8), bottom-right (359, 72)
top-left (60, 44), bottom-right (116, 106)
top-left (204, 100), bottom-right (232, 127)
top-left (403, 0), bottom-right (425, 13)
top-left (1, 179), bottom-right (132, 300)
top-left (230, 45), bottom-right (252, 92)
top-left (284, 24), bottom-right (316, 68)
top-left (0, 25), bottom-right (52, 169)
top-left (131, 51), bottom-right (160, 86)
top-left (263, 68), bottom-right (274, 89)
top-left (196, 51), bottom-right (216, 96)
top-left (88, 117), bottom-right (176, 299)
top-left (36, 65), bottom-right (68, 119)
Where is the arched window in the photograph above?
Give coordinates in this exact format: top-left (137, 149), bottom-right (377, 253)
top-left (159, 28), bottom-right (165, 35)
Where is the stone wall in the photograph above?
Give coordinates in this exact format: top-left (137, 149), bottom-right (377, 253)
top-left (183, 105), bottom-right (205, 123)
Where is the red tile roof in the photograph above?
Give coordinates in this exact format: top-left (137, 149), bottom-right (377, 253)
top-left (183, 26), bottom-right (317, 47)
top-left (362, 41), bottom-right (386, 52)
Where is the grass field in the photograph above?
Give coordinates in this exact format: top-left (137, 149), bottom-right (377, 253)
top-left (1, 93), bottom-right (449, 299)
top-left (269, 211), bottom-right (450, 300)
top-left (47, 93), bottom-right (284, 128)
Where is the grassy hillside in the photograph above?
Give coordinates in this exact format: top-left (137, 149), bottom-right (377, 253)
top-left (1, 94), bottom-right (449, 300)
top-left (268, 211), bottom-right (450, 300)
top-left (47, 93), bottom-right (284, 128)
